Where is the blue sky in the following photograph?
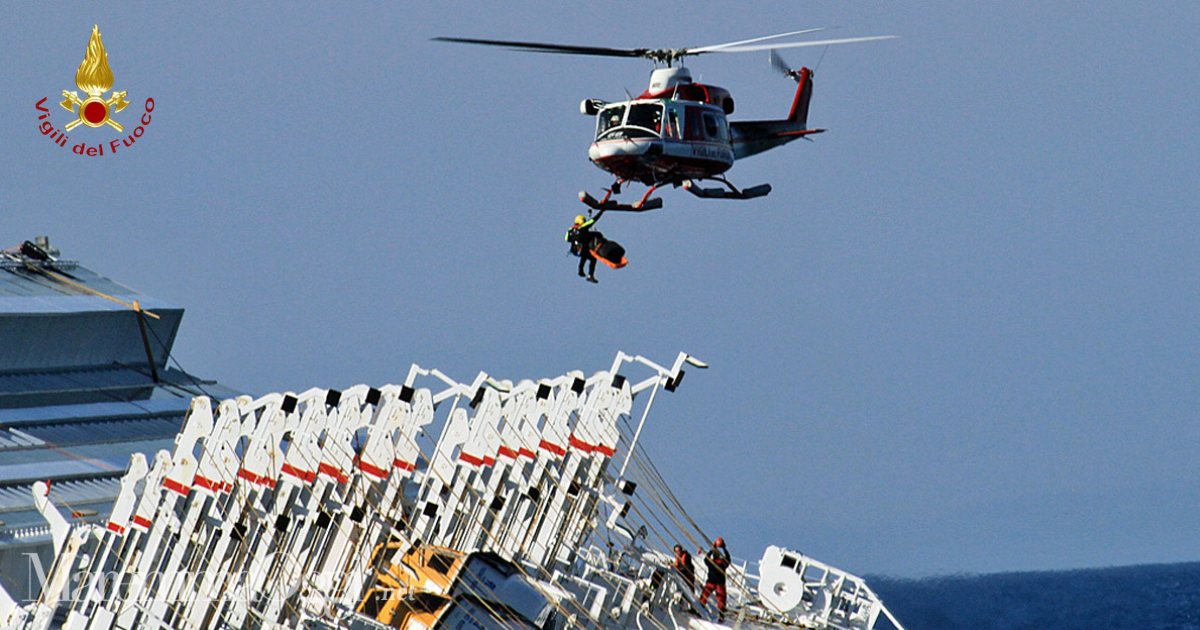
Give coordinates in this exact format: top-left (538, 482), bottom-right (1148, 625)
top-left (3, 3), bottom-right (1197, 577)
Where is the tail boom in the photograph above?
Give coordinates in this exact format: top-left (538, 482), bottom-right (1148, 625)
top-left (730, 67), bottom-right (823, 159)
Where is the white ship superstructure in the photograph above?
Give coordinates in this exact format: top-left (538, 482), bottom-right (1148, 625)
top-left (0, 352), bottom-right (902, 629)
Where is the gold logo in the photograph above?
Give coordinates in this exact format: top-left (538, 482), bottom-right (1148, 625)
top-left (59, 25), bottom-right (130, 131)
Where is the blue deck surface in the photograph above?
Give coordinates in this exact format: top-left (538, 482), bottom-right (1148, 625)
top-left (0, 245), bottom-right (239, 549)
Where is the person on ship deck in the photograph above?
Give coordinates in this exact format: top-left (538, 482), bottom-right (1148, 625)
top-left (699, 537), bottom-right (732, 619)
top-left (674, 543), bottom-right (695, 594)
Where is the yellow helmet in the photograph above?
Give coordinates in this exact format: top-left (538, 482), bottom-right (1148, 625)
top-left (574, 215), bottom-right (586, 225)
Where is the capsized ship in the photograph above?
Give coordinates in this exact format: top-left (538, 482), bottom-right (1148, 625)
top-left (0, 239), bottom-right (903, 629)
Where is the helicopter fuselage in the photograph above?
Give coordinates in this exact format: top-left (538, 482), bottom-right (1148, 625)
top-left (584, 67), bottom-right (819, 190)
top-left (587, 98), bottom-right (735, 186)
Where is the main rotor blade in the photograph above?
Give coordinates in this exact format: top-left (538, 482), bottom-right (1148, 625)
top-left (432, 36), bottom-right (646, 58)
top-left (709, 35), bottom-right (898, 54)
top-left (688, 28), bottom-right (828, 54)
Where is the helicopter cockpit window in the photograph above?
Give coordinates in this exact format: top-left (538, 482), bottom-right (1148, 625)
top-left (597, 105), bottom-right (626, 138)
top-left (596, 103), bottom-right (663, 140)
top-left (597, 103), bottom-right (662, 140)
top-left (626, 103), bottom-right (663, 134)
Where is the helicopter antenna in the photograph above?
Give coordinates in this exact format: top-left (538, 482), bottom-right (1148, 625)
top-left (814, 44), bottom-right (831, 73)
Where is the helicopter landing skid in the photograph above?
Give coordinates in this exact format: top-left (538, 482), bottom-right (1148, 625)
top-left (578, 190), bottom-right (664, 212)
top-left (683, 179), bottom-right (772, 200)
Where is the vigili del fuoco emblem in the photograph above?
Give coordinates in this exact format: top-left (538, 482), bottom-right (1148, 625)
top-left (35, 24), bottom-right (155, 156)
top-left (60, 25), bottom-right (130, 131)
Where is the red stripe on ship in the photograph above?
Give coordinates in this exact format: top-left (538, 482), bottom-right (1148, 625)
top-left (193, 474), bottom-right (223, 493)
top-left (131, 515), bottom-right (152, 530)
top-left (318, 462), bottom-right (349, 484)
top-left (106, 522), bottom-right (126, 535)
top-left (595, 444), bottom-right (616, 457)
top-left (568, 434), bottom-right (595, 453)
top-left (518, 448), bottom-right (536, 460)
top-left (281, 463), bottom-right (317, 484)
top-left (538, 439), bottom-right (566, 457)
top-left (162, 477), bottom-right (190, 496)
top-left (459, 451), bottom-right (486, 467)
top-left (357, 458), bottom-right (389, 480)
top-left (237, 468), bottom-right (277, 488)
top-left (393, 458), bottom-right (416, 472)
top-left (498, 445), bottom-right (519, 460)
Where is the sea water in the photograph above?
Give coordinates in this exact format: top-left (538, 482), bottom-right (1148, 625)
top-left (869, 562), bottom-right (1200, 629)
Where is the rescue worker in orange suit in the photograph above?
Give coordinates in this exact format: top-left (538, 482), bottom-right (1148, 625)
top-left (698, 537), bottom-right (731, 618)
top-left (565, 210), bottom-right (606, 283)
top-left (673, 544), bottom-right (695, 594)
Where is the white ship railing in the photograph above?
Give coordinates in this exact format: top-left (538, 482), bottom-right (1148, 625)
top-left (0, 352), bottom-right (904, 630)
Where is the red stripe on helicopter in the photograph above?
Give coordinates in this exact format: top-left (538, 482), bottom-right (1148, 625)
top-left (106, 522), bottom-right (126, 535)
top-left (772, 129), bottom-right (825, 137)
top-left (393, 458), bottom-right (416, 472)
top-left (539, 439), bottom-right (566, 457)
top-left (162, 477), bottom-right (190, 496)
top-left (568, 434), bottom-right (595, 453)
top-left (591, 150), bottom-right (731, 167)
top-left (787, 67), bottom-right (812, 121)
top-left (282, 463), bottom-right (317, 484)
top-left (357, 458), bottom-right (389, 480)
top-left (318, 462), bottom-right (349, 484)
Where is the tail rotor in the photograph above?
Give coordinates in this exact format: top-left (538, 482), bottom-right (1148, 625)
top-left (770, 49), bottom-right (805, 82)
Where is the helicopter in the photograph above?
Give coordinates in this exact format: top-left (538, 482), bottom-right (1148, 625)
top-left (434, 29), bottom-right (895, 212)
